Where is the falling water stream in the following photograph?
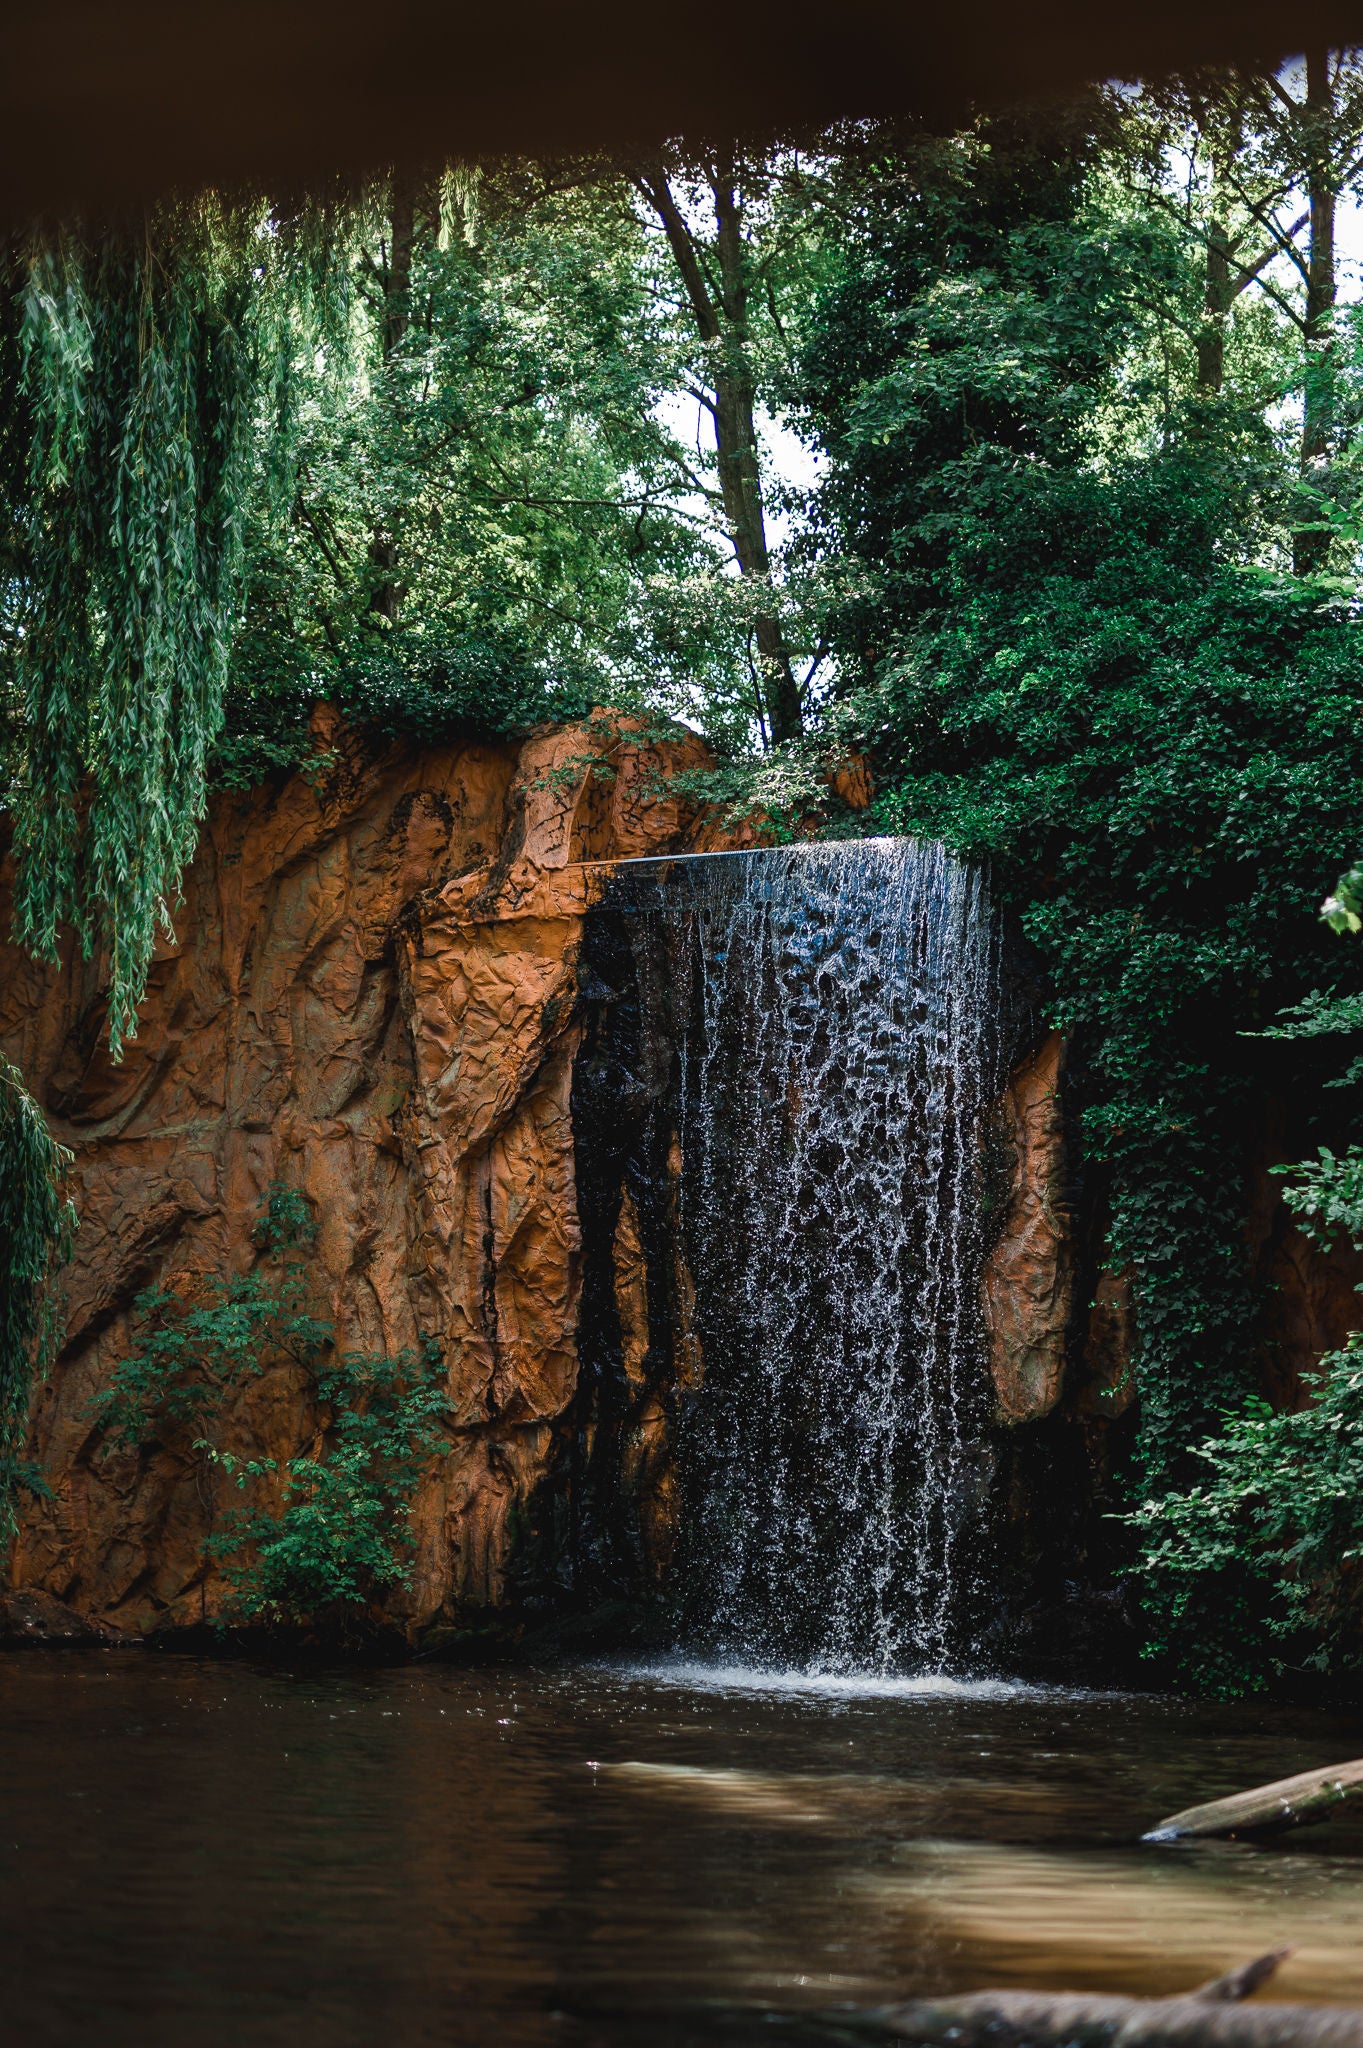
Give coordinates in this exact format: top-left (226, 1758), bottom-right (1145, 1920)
top-left (623, 839), bottom-right (1003, 1675)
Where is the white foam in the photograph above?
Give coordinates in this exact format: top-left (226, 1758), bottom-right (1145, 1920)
top-left (604, 1658), bottom-right (1074, 1701)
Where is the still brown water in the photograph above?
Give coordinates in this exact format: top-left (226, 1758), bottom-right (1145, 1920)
top-left (4, 1653), bottom-right (1363, 2046)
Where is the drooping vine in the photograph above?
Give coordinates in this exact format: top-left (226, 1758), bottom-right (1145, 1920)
top-left (0, 195), bottom-right (358, 1526)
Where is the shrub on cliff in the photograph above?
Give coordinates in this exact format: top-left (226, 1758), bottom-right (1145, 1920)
top-left (95, 1185), bottom-right (448, 1634)
top-left (205, 1345), bottom-right (448, 1629)
top-left (0, 1058), bottom-right (73, 1542)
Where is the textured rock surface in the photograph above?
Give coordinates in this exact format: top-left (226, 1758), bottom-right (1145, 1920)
top-left (982, 1031), bottom-right (1075, 1424)
top-left (979, 1042), bottom-right (1363, 1434)
top-left (0, 710), bottom-right (712, 1638)
top-left (7, 727), bottom-right (1352, 1651)
top-left (1079, 1265), bottom-right (1137, 1420)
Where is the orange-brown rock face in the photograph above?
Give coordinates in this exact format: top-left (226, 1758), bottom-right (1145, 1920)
top-left (979, 1040), bottom-right (1362, 1436)
top-left (981, 1031), bottom-right (1075, 1425)
top-left (0, 710), bottom-right (712, 1638)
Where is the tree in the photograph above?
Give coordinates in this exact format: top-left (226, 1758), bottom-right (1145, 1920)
top-left (799, 95), bottom-right (1363, 1687)
top-left (1136, 55), bottom-right (1363, 569)
top-left (630, 147), bottom-right (824, 744)
top-left (8, 202), bottom-right (261, 1057)
top-left (229, 165), bottom-right (747, 748)
top-left (1196, 51), bottom-right (1363, 572)
top-left (364, 174), bottom-right (417, 624)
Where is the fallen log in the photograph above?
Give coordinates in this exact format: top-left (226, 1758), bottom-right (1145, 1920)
top-left (863, 1950), bottom-right (1363, 2046)
top-left (1145, 1759), bottom-right (1363, 1841)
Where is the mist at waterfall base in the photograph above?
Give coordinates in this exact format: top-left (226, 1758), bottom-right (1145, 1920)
top-left (619, 839), bottom-right (1005, 1679)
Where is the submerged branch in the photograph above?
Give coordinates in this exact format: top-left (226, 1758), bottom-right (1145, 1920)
top-left (863, 1951), bottom-right (1363, 2046)
top-left (1145, 1759), bottom-right (1363, 1840)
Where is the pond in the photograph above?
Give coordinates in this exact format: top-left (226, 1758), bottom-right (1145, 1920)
top-left (4, 1653), bottom-right (1363, 2044)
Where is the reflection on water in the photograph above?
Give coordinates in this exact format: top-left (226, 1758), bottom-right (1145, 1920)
top-left (3, 1653), bottom-right (1363, 2046)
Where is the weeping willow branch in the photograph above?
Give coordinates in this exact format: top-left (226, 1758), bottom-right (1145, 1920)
top-left (0, 1056), bottom-right (74, 1541)
top-left (0, 190), bottom-right (366, 1542)
top-left (8, 203), bottom-right (254, 1056)
top-left (7, 191), bottom-right (359, 1060)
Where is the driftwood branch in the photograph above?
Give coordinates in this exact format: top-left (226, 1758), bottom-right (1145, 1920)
top-left (865, 1950), bottom-right (1363, 2046)
top-left (1146, 1758), bottom-right (1363, 1840)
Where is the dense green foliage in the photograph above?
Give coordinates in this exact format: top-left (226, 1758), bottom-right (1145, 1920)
top-left (1, 174), bottom-right (774, 1041)
top-left (797, 110), bottom-right (1363, 1688)
top-left (96, 1185), bottom-right (447, 1630)
top-left (205, 1344), bottom-right (447, 1629)
top-left (96, 1183), bottom-right (331, 1463)
top-left (0, 1057), bottom-right (73, 1538)
top-left (1126, 1139), bottom-right (1363, 1693)
top-left (1125, 1339), bottom-right (1363, 1692)
top-left (222, 167), bottom-right (773, 771)
top-left (11, 206), bottom-right (259, 1056)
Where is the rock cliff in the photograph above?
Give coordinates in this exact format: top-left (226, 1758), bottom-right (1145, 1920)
top-left (3, 715), bottom-right (1352, 1657)
top-left (0, 710), bottom-right (715, 1640)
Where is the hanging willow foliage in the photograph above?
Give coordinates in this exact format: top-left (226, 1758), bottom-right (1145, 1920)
top-left (0, 1056), bottom-right (74, 1539)
top-left (0, 190), bottom-right (368, 1539)
top-left (9, 200), bottom-right (258, 1057)
top-left (7, 190), bottom-right (360, 1060)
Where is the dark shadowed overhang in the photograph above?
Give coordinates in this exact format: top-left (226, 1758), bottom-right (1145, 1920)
top-left (5, 0), bottom-right (1363, 218)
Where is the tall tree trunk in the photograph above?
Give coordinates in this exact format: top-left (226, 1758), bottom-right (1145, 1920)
top-left (1193, 96), bottom-right (1241, 399)
top-left (1196, 210), bottom-right (1232, 394)
top-left (1296, 47), bottom-right (1338, 575)
top-left (709, 155), bottom-right (803, 745)
top-left (369, 180), bottom-right (416, 623)
top-left (638, 158), bottom-right (803, 744)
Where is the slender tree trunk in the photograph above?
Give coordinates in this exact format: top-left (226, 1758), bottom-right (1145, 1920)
top-left (1196, 211), bottom-right (1232, 394)
top-left (369, 180), bottom-right (416, 623)
top-left (709, 156), bottom-right (803, 744)
top-left (1296, 47), bottom-right (1338, 575)
top-left (1194, 89), bottom-right (1250, 397)
top-left (382, 183), bottom-right (415, 357)
top-left (638, 157), bottom-right (803, 744)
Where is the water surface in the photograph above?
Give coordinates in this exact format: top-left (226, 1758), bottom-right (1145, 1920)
top-left (4, 1652), bottom-right (1363, 2045)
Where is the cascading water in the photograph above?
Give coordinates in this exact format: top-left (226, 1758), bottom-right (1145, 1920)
top-left (621, 838), bottom-right (1003, 1675)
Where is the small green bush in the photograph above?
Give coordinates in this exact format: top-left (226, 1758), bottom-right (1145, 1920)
top-left (1125, 1129), bottom-right (1363, 1693)
top-left (0, 1056), bottom-right (74, 1540)
top-left (96, 1184), bottom-right (331, 1476)
top-left (205, 1343), bottom-right (448, 1627)
top-left (1126, 1340), bottom-right (1363, 1694)
top-left (210, 626), bottom-right (600, 791)
top-left (93, 1184), bottom-right (448, 1630)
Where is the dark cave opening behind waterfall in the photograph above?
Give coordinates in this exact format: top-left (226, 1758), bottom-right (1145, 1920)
top-left (569, 840), bottom-right (1015, 1675)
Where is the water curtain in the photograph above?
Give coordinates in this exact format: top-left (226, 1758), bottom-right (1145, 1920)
top-left (631, 840), bottom-right (1002, 1673)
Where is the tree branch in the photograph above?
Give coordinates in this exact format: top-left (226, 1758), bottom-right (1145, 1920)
top-left (633, 171), bottom-right (720, 341)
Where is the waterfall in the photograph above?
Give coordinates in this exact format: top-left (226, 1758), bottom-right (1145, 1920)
top-left (620, 838), bottom-right (1003, 1675)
